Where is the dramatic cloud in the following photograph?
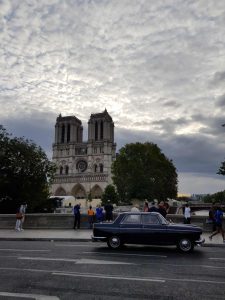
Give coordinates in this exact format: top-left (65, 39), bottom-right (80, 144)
top-left (1, 0), bottom-right (225, 194)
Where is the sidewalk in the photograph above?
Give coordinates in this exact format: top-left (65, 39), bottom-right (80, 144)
top-left (0, 229), bottom-right (224, 247)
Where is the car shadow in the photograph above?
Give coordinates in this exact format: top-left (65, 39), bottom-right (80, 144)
top-left (93, 244), bottom-right (206, 258)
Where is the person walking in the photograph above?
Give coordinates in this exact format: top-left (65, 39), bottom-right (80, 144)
top-left (158, 201), bottom-right (167, 218)
top-left (148, 201), bottom-right (158, 212)
top-left (15, 207), bottom-right (23, 231)
top-left (131, 204), bottom-right (140, 212)
top-left (184, 204), bottom-right (191, 224)
top-left (104, 200), bottom-right (113, 222)
top-left (209, 206), bottom-right (225, 242)
top-left (143, 201), bottom-right (149, 212)
top-left (73, 203), bottom-right (81, 229)
top-left (208, 204), bottom-right (216, 232)
top-left (96, 204), bottom-right (104, 222)
top-left (87, 205), bottom-right (95, 229)
top-left (19, 203), bottom-right (27, 231)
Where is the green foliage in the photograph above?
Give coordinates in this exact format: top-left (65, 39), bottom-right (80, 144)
top-left (101, 184), bottom-right (119, 205)
top-left (203, 191), bottom-right (225, 204)
top-left (112, 142), bottom-right (178, 203)
top-left (0, 125), bottom-right (56, 213)
top-left (218, 161), bottom-right (225, 176)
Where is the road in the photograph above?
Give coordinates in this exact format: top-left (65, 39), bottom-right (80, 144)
top-left (0, 241), bottom-right (225, 299)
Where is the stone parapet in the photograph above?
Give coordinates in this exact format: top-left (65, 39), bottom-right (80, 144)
top-left (0, 213), bottom-right (224, 231)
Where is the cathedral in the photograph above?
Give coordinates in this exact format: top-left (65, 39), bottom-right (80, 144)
top-left (51, 109), bottom-right (116, 204)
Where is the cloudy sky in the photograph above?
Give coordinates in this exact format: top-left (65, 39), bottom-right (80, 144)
top-left (1, 0), bottom-right (225, 194)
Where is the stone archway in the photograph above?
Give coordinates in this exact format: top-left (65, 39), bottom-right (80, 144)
top-left (71, 184), bottom-right (86, 199)
top-left (91, 185), bottom-right (103, 199)
top-left (55, 187), bottom-right (66, 196)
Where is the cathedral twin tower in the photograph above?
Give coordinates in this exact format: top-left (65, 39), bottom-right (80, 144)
top-left (51, 109), bottom-right (116, 201)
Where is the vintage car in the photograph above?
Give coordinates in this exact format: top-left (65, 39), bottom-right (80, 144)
top-left (92, 212), bottom-right (205, 252)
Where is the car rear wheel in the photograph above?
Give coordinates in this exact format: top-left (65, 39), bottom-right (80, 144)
top-left (177, 238), bottom-right (194, 253)
top-left (107, 236), bottom-right (121, 249)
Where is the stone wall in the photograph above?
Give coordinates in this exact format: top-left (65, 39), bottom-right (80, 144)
top-left (1, 213), bottom-right (223, 231)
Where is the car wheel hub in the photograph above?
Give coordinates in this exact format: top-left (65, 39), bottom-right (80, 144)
top-left (180, 239), bottom-right (191, 250)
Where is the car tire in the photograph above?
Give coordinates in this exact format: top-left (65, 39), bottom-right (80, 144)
top-left (107, 236), bottom-right (121, 249)
top-left (177, 238), bottom-right (194, 253)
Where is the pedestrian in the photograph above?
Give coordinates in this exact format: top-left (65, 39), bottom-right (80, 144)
top-left (19, 203), bottom-right (27, 230)
top-left (208, 204), bottom-right (216, 232)
top-left (149, 201), bottom-right (158, 212)
top-left (209, 206), bottom-right (225, 242)
top-left (143, 201), bottom-right (149, 212)
top-left (15, 207), bottom-right (23, 231)
top-left (164, 200), bottom-right (170, 214)
top-left (158, 201), bottom-right (167, 218)
top-left (104, 200), bottom-right (114, 222)
top-left (96, 204), bottom-right (104, 222)
top-left (184, 203), bottom-right (191, 224)
top-left (87, 205), bottom-right (95, 229)
top-left (131, 204), bottom-right (140, 212)
top-left (73, 203), bottom-right (81, 229)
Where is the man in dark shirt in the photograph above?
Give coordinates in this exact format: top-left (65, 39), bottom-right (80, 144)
top-left (104, 200), bottom-right (113, 221)
top-left (158, 201), bottom-right (167, 218)
top-left (73, 203), bottom-right (81, 229)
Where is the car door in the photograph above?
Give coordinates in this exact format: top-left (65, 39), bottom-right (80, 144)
top-left (141, 214), bottom-right (167, 245)
top-left (119, 214), bottom-right (143, 244)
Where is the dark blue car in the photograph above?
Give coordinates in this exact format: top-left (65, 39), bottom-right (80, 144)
top-left (92, 212), bottom-right (205, 253)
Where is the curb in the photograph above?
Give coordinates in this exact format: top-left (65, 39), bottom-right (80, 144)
top-left (0, 237), bottom-right (91, 242)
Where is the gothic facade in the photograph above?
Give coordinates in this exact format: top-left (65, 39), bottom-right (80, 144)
top-left (51, 109), bottom-right (116, 202)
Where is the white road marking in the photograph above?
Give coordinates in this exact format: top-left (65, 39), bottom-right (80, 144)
top-left (0, 249), bottom-right (50, 252)
top-left (18, 256), bottom-right (135, 265)
top-left (83, 251), bottom-right (167, 258)
top-left (0, 292), bottom-right (59, 299)
top-left (53, 271), bottom-right (225, 285)
top-left (53, 272), bottom-right (165, 282)
top-left (0, 267), bottom-right (225, 285)
top-left (209, 258), bottom-right (225, 261)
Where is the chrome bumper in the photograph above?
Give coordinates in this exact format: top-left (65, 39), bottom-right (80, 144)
top-left (91, 235), bottom-right (107, 242)
top-left (195, 237), bottom-right (205, 246)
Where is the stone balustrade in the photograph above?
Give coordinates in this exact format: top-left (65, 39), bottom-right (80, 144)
top-left (0, 213), bottom-right (223, 231)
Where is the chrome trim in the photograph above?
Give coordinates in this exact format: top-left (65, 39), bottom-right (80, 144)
top-left (194, 238), bottom-right (205, 245)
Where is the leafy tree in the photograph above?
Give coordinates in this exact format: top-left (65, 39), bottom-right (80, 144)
top-left (0, 125), bottom-right (56, 213)
top-left (203, 191), bottom-right (225, 204)
top-left (101, 184), bottom-right (119, 205)
top-left (218, 161), bottom-right (225, 176)
top-left (112, 142), bottom-right (177, 203)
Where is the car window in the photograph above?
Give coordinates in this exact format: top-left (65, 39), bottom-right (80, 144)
top-left (122, 214), bottom-right (141, 224)
top-left (142, 214), bottom-right (160, 225)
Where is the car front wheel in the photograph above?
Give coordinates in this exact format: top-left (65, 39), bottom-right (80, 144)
top-left (177, 238), bottom-right (194, 253)
top-left (107, 236), bottom-right (121, 249)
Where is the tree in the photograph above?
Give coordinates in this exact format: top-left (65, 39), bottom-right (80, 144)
top-left (101, 184), bottom-right (119, 205)
top-left (112, 142), bottom-right (178, 203)
top-left (203, 191), bottom-right (225, 204)
top-left (0, 125), bottom-right (56, 213)
top-left (218, 161), bottom-right (225, 176)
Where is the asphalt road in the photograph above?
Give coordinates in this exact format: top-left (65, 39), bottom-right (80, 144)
top-left (0, 241), bottom-right (225, 300)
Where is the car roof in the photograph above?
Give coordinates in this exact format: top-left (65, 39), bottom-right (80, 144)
top-left (119, 212), bottom-right (160, 216)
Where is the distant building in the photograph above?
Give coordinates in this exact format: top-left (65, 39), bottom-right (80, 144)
top-left (51, 109), bottom-right (116, 206)
top-left (191, 194), bottom-right (209, 201)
